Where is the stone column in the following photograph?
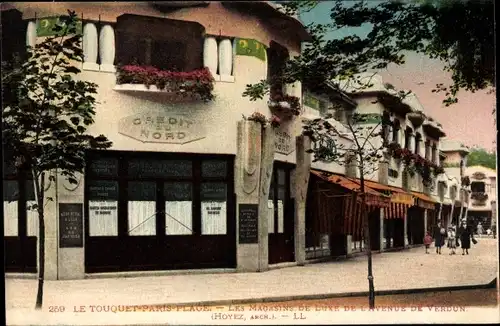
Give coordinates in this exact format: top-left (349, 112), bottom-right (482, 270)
top-left (83, 22), bottom-right (99, 71)
top-left (292, 135), bottom-right (311, 266)
top-left (36, 172), bottom-right (58, 280)
top-left (404, 212), bottom-right (408, 247)
top-left (26, 21), bottom-right (37, 49)
top-left (256, 126), bottom-right (275, 271)
top-left (99, 25), bottom-right (116, 72)
top-left (449, 205), bottom-right (455, 227)
top-left (235, 120), bottom-right (262, 272)
top-left (57, 172), bottom-right (85, 279)
top-left (379, 208), bottom-right (385, 251)
top-left (424, 209), bottom-right (428, 233)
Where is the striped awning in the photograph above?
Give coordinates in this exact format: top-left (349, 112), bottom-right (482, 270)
top-left (342, 193), bottom-right (382, 239)
top-left (411, 192), bottom-right (437, 210)
top-left (311, 170), bottom-right (391, 208)
top-left (363, 180), bottom-right (414, 205)
top-left (383, 203), bottom-right (409, 219)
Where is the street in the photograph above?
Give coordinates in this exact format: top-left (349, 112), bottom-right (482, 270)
top-left (5, 239), bottom-right (498, 325)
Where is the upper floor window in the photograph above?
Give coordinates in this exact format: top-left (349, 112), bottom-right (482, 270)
top-left (392, 119), bottom-right (400, 144)
top-left (471, 181), bottom-right (485, 193)
top-left (115, 14), bottom-right (204, 72)
top-left (267, 41), bottom-right (289, 99)
top-left (404, 127), bottom-right (413, 151)
top-left (414, 133), bottom-right (422, 155)
top-left (424, 140), bottom-right (431, 160)
top-left (431, 143), bottom-right (437, 163)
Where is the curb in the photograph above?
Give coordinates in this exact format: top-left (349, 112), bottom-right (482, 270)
top-left (132, 278), bottom-right (498, 308)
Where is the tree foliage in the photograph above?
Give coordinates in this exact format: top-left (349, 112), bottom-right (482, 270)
top-left (2, 10), bottom-right (112, 309)
top-left (467, 148), bottom-right (496, 170)
top-left (245, 0), bottom-right (494, 106)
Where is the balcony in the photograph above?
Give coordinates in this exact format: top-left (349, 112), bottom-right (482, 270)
top-left (79, 14), bottom-right (235, 101)
top-left (471, 192), bottom-right (489, 203)
top-left (114, 65), bottom-right (215, 102)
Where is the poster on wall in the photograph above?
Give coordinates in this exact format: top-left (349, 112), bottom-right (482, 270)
top-left (59, 203), bottom-right (83, 248)
top-left (239, 203), bottom-right (258, 244)
top-left (88, 201), bottom-right (118, 236)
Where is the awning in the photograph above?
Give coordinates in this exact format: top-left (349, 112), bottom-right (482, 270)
top-left (411, 192), bottom-right (437, 210)
top-left (363, 180), bottom-right (414, 205)
top-left (383, 203), bottom-right (409, 220)
top-left (311, 170), bottom-right (390, 208)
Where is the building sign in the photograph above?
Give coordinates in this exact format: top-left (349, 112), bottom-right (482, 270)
top-left (59, 203), bottom-right (83, 248)
top-left (235, 38), bottom-right (266, 61)
top-left (275, 130), bottom-right (295, 155)
top-left (37, 17), bottom-right (83, 37)
top-left (239, 204), bottom-right (258, 244)
top-left (118, 113), bottom-right (205, 144)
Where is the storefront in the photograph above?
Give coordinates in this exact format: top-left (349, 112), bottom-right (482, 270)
top-left (412, 192), bottom-right (437, 234)
top-left (307, 171), bottom-right (390, 257)
top-left (84, 150), bottom-right (236, 272)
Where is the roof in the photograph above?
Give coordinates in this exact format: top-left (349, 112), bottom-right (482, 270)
top-left (440, 139), bottom-right (470, 153)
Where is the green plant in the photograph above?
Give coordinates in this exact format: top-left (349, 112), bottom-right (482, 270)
top-left (2, 11), bottom-right (112, 309)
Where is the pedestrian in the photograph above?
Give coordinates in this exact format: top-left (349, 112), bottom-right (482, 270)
top-left (423, 231), bottom-right (433, 254)
top-left (458, 219), bottom-right (474, 255)
top-left (477, 222), bottom-right (483, 236)
top-left (447, 226), bottom-right (457, 255)
top-left (433, 221), bottom-right (447, 254)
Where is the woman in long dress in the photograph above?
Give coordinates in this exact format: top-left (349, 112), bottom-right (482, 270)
top-left (459, 221), bottom-right (473, 255)
top-left (433, 221), bottom-right (446, 254)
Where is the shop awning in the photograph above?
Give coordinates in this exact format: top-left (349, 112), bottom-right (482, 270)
top-left (363, 180), bottom-right (414, 206)
top-left (411, 192), bottom-right (437, 210)
top-left (311, 171), bottom-right (390, 208)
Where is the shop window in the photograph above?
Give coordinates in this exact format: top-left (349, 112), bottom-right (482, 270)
top-left (201, 183), bottom-right (227, 235)
top-left (165, 182), bottom-right (193, 235)
top-left (268, 168), bottom-right (288, 234)
top-left (127, 181), bottom-right (157, 236)
top-left (116, 14), bottom-right (204, 72)
top-left (3, 180), bottom-right (19, 236)
top-left (88, 180), bottom-right (119, 236)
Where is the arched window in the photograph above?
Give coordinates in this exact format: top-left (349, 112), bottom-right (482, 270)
top-left (382, 111), bottom-right (391, 144)
top-left (431, 143), bottom-right (437, 163)
top-left (267, 41), bottom-right (289, 99)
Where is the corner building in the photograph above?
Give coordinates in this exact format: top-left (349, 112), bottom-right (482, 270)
top-left (2, 2), bottom-right (311, 279)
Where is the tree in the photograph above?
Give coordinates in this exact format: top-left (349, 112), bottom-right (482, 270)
top-left (466, 148), bottom-right (496, 170)
top-left (2, 11), bottom-right (112, 309)
top-left (281, 0), bottom-right (495, 107)
top-left (303, 105), bottom-right (391, 309)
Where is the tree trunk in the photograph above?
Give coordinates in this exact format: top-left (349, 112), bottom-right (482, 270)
top-left (359, 173), bottom-right (375, 309)
top-left (33, 171), bottom-right (45, 310)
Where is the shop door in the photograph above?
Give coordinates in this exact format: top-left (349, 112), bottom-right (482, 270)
top-left (4, 177), bottom-right (37, 273)
top-left (268, 165), bottom-right (295, 264)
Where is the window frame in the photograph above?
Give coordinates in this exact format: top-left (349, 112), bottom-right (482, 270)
top-left (84, 151), bottom-right (234, 240)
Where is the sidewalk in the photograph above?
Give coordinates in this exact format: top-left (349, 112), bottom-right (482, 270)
top-left (5, 239), bottom-right (498, 324)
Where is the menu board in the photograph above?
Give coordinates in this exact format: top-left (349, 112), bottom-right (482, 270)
top-left (59, 203), bottom-right (83, 248)
top-left (239, 204), bottom-right (258, 244)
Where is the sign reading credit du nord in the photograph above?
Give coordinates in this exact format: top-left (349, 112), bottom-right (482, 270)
top-left (118, 112), bottom-right (206, 144)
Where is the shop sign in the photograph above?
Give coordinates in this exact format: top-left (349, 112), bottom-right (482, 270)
top-left (274, 130), bottom-right (295, 155)
top-left (118, 113), bottom-right (205, 144)
top-left (239, 204), bottom-right (258, 244)
top-left (59, 203), bottom-right (83, 248)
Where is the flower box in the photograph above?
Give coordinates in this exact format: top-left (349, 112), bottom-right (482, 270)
top-left (268, 94), bottom-right (301, 119)
top-left (116, 65), bottom-right (215, 101)
top-left (471, 192), bottom-right (488, 201)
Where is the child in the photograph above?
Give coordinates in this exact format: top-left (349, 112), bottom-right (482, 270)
top-left (447, 227), bottom-right (456, 255)
top-left (423, 231), bottom-right (433, 254)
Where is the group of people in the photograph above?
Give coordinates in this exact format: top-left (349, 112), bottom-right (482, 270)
top-left (423, 219), bottom-right (476, 255)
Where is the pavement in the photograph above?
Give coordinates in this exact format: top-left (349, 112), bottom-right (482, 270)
top-left (5, 238), bottom-right (499, 325)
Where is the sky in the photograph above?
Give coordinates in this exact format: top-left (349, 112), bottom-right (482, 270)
top-left (299, 1), bottom-right (496, 151)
